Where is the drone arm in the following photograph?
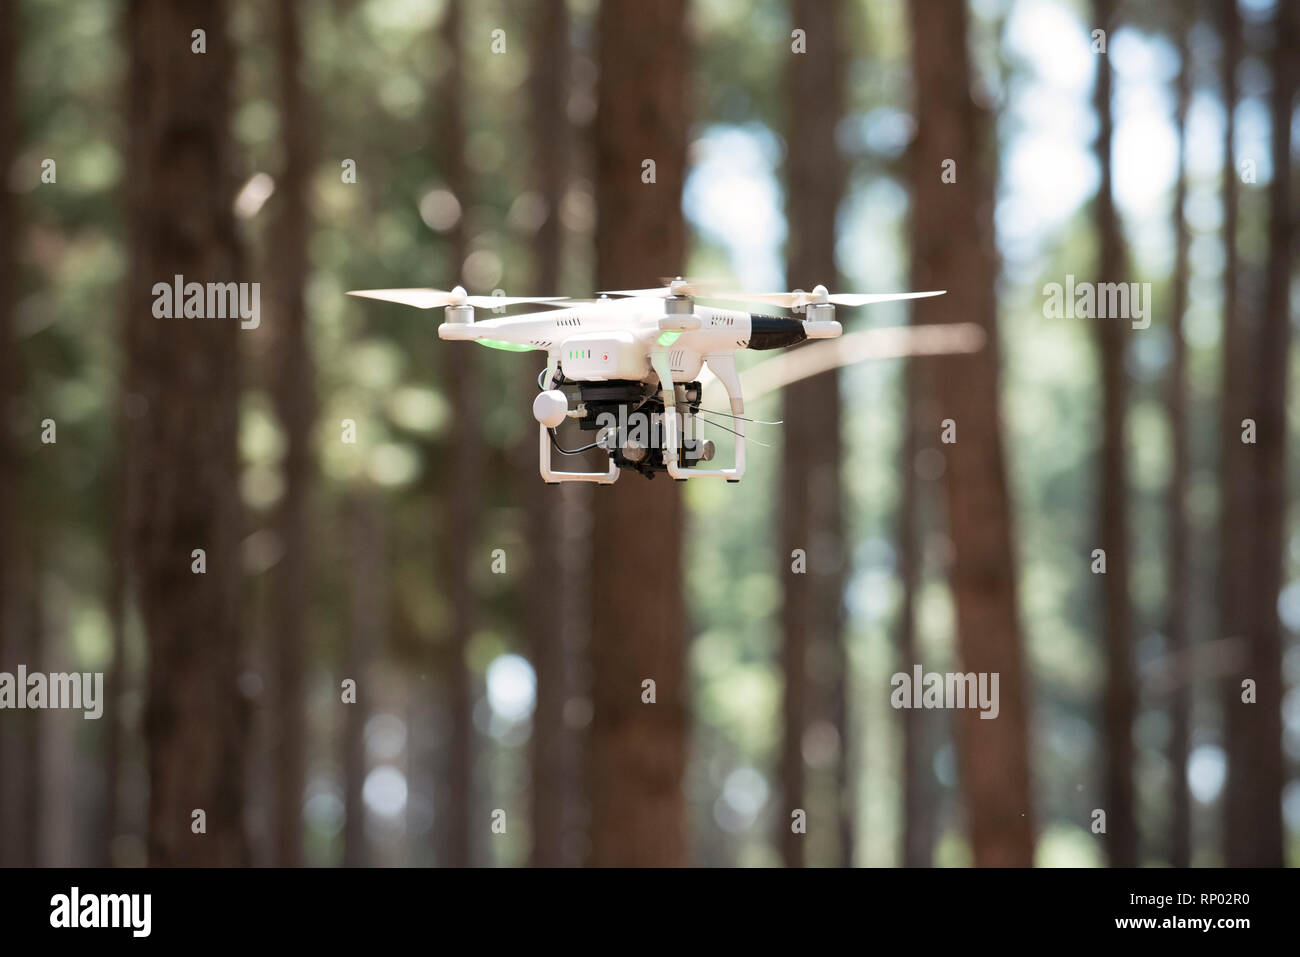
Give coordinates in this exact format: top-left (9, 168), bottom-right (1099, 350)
top-left (698, 353), bottom-right (746, 482)
top-left (650, 352), bottom-right (688, 481)
top-left (651, 351), bottom-right (745, 482)
top-left (538, 361), bottom-right (619, 485)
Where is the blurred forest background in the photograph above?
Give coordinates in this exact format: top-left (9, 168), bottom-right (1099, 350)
top-left (0, 0), bottom-right (1297, 868)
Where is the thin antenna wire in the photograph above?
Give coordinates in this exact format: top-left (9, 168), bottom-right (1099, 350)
top-left (695, 414), bottom-right (772, 447)
top-left (694, 406), bottom-right (783, 426)
top-left (642, 395), bottom-right (779, 427)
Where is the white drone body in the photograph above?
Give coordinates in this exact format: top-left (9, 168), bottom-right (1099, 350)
top-left (347, 279), bottom-right (945, 485)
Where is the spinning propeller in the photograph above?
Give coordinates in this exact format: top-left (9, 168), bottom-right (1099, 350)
top-left (345, 285), bottom-right (566, 310)
top-left (598, 277), bottom-right (721, 299)
top-left (711, 284), bottom-right (946, 310)
top-left (598, 278), bottom-right (946, 312)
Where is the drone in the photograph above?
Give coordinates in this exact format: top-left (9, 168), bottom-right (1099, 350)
top-left (346, 279), bottom-right (948, 484)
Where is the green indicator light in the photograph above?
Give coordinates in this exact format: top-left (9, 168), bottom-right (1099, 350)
top-left (657, 330), bottom-right (682, 347)
top-left (475, 338), bottom-right (535, 352)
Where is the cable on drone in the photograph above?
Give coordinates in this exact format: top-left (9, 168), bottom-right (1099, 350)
top-left (548, 428), bottom-right (600, 455)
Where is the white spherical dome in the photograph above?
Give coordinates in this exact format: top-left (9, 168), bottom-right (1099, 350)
top-left (532, 390), bottom-right (569, 428)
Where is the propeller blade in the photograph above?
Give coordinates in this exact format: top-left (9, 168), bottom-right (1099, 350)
top-left (478, 306), bottom-right (584, 323)
top-left (600, 277), bottom-right (723, 298)
top-left (598, 287), bottom-right (673, 298)
top-left (827, 290), bottom-right (946, 306)
top-left (716, 292), bottom-right (804, 308)
top-left (709, 289), bottom-right (947, 309)
top-left (347, 288), bottom-right (568, 310)
top-left (464, 295), bottom-right (568, 308)
top-left (346, 288), bottom-right (454, 309)
top-left (699, 322), bottom-right (985, 403)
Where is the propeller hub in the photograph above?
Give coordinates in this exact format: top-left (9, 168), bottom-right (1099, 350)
top-left (811, 284), bottom-right (829, 301)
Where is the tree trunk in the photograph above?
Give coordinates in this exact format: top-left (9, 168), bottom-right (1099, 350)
top-left (907, 0), bottom-right (1035, 867)
top-left (1217, 0), bottom-right (1255, 867)
top-left (525, 0), bottom-right (573, 869)
top-left (780, 0), bottom-right (851, 868)
top-left (269, 0), bottom-right (316, 869)
top-left (435, 0), bottom-right (479, 868)
top-left (0, 0), bottom-right (18, 869)
top-left (343, 494), bottom-right (381, 867)
top-left (1165, 13), bottom-right (1193, 870)
top-left (897, 360), bottom-right (937, 866)
top-left (588, 0), bottom-right (690, 867)
top-left (124, 0), bottom-right (249, 865)
top-left (1091, 0), bottom-right (1136, 868)
top-left (1234, 0), bottom-right (1296, 868)
top-left (101, 411), bottom-right (128, 866)
top-left (16, 549), bottom-right (43, 865)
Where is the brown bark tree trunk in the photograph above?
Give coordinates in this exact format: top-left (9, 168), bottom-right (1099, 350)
top-left (1091, 0), bottom-right (1136, 868)
top-left (780, 0), bottom-right (851, 868)
top-left (587, 0), bottom-right (690, 867)
top-left (435, 0), bottom-right (479, 868)
top-left (897, 360), bottom-right (937, 867)
top-left (1234, 0), bottom-right (1296, 868)
top-left (342, 494), bottom-right (381, 867)
top-left (1166, 12), bottom-right (1193, 870)
top-left (0, 0), bottom-right (17, 869)
top-left (124, 0), bottom-right (249, 865)
top-left (16, 549), bottom-right (43, 865)
top-left (525, 0), bottom-right (572, 869)
top-left (101, 411), bottom-right (128, 866)
top-left (1217, 0), bottom-right (1255, 867)
top-left (907, 0), bottom-right (1035, 867)
top-left (269, 0), bottom-right (316, 869)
